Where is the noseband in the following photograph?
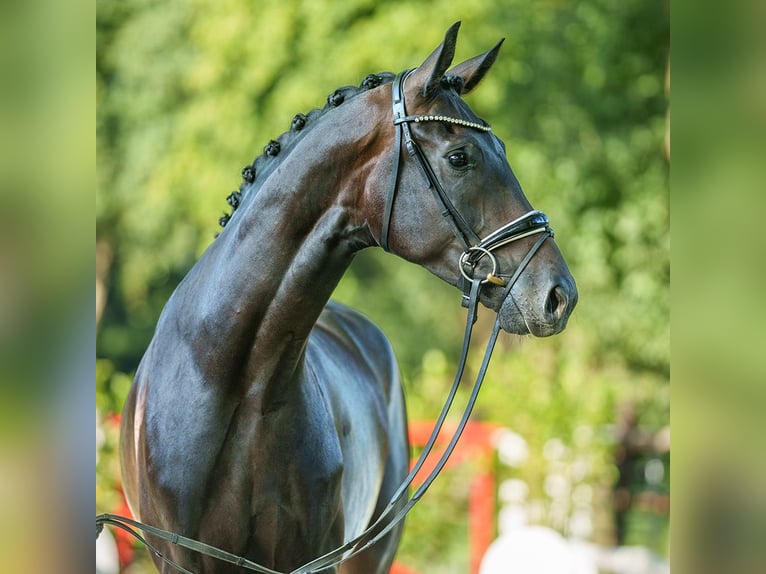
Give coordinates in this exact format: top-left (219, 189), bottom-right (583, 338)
top-left (382, 69), bottom-right (552, 305)
top-left (96, 70), bottom-right (555, 574)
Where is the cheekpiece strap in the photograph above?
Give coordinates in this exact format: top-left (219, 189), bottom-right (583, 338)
top-left (386, 69), bottom-right (484, 251)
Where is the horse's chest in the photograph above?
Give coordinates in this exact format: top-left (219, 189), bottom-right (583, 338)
top-left (243, 394), bottom-right (346, 554)
top-left (252, 385), bottom-right (344, 505)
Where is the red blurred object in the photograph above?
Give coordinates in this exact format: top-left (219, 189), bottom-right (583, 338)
top-left (401, 420), bottom-right (500, 574)
top-left (100, 414), bottom-right (135, 568)
top-left (390, 562), bottom-right (421, 574)
top-left (112, 497), bottom-right (136, 568)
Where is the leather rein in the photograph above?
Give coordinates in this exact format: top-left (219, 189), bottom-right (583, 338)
top-left (96, 70), bottom-right (553, 574)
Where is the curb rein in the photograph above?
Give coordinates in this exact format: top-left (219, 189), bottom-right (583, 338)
top-left (96, 70), bottom-right (553, 574)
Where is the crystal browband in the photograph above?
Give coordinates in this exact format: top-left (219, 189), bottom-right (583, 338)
top-left (396, 114), bottom-right (492, 132)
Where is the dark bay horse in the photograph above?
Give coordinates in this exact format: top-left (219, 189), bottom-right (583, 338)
top-left (119, 23), bottom-right (577, 574)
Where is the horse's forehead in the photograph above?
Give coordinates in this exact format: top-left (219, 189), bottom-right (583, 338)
top-left (444, 95), bottom-right (504, 156)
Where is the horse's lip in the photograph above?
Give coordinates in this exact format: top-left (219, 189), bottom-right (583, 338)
top-left (497, 313), bottom-right (564, 337)
top-left (493, 292), bottom-right (570, 337)
top-left (480, 284), bottom-right (512, 315)
top-left (493, 292), bottom-right (528, 335)
top-left (526, 321), bottom-right (561, 337)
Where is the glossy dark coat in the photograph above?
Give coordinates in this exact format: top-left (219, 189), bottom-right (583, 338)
top-left (120, 24), bottom-right (577, 574)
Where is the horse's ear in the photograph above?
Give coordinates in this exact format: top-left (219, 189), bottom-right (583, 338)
top-left (409, 21), bottom-right (461, 98)
top-left (447, 38), bottom-right (504, 95)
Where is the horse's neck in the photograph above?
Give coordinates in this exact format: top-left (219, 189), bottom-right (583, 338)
top-left (164, 111), bottom-right (380, 393)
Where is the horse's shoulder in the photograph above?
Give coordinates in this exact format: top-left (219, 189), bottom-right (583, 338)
top-left (310, 301), bottom-right (399, 381)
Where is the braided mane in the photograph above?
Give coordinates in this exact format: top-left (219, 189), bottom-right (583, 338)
top-left (216, 71), bottom-right (471, 233)
top-left (216, 72), bottom-right (397, 233)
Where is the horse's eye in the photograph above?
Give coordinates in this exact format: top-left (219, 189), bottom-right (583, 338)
top-left (448, 151), bottom-right (468, 168)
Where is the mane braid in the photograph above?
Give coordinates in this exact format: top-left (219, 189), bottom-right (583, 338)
top-left (215, 72), bottom-right (396, 235)
top-left (214, 69), bottom-right (478, 234)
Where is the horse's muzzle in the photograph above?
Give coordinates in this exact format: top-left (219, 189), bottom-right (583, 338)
top-left (496, 274), bottom-right (578, 337)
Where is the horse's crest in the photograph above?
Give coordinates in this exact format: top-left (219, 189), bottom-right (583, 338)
top-left (216, 72), bottom-right (397, 234)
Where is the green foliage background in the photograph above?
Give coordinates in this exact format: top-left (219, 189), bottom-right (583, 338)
top-left (97, 0), bottom-right (668, 571)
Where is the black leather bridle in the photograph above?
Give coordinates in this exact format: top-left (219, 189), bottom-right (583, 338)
top-left (382, 69), bottom-right (552, 304)
top-left (96, 70), bottom-right (554, 574)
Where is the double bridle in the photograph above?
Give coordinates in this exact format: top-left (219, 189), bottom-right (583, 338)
top-left (96, 70), bottom-right (554, 574)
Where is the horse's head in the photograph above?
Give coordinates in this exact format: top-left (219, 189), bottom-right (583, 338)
top-left (367, 23), bottom-right (577, 337)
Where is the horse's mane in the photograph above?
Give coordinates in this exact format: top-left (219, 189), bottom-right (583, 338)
top-left (216, 72), bottom-right (396, 233)
top-left (215, 71), bottom-right (469, 234)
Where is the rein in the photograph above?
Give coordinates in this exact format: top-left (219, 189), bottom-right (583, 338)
top-left (96, 70), bottom-right (553, 574)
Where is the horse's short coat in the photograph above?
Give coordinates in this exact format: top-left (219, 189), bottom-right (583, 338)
top-left (120, 23), bottom-right (577, 574)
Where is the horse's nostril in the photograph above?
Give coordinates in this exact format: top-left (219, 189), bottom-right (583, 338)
top-left (546, 285), bottom-right (567, 321)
